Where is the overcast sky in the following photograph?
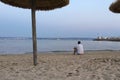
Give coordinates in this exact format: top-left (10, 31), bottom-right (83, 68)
top-left (0, 0), bottom-right (120, 38)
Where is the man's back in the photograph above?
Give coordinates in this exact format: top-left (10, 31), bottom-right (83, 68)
top-left (77, 44), bottom-right (84, 54)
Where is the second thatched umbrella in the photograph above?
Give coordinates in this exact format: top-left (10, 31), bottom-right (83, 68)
top-left (109, 0), bottom-right (120, 13)
top-left (0, 0), bottom-right (69, 65)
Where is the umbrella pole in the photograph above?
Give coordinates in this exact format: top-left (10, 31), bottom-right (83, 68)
top-left (31, 0), bottom-right (37, 66)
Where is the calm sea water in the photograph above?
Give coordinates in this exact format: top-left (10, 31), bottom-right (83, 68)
top-left (0, 39), bottom-right (120, 54)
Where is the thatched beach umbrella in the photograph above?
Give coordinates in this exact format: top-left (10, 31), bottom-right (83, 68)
top-left (109, 0), bottom-right (120, 13)
top-left (0, 0), bottom-right (69, 66)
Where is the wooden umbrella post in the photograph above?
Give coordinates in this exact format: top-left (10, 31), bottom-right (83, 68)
top-left (31, 0), bottom-right (37, 66)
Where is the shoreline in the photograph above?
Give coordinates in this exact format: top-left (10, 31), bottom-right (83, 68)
top-left (0, 50), bottom-right (120, 55)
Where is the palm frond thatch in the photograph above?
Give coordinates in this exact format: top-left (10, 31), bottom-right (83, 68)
top-left (109, 0), bottom-right (120, 13)
top-left (0, 0), bottom-right (69, 10)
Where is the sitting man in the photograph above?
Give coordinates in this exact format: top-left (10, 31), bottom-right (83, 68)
top-left (74, 41), bottom-right (84, 55)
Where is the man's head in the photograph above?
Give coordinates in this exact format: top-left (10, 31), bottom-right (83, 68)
top-left (78, 41), bottom-right (81, 44)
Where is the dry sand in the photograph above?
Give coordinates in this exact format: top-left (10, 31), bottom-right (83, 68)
top-left (0, 51), bottom-right (120, 80)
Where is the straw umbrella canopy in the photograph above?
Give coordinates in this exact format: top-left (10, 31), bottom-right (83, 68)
top-left (0, 0), bottom-right (69, 66)
top-left (109, 0), bottom-right (120, 13)
top-left (0, 0), bottom-right (69, 10)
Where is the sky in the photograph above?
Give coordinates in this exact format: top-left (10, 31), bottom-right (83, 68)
top-left (0, 0), bottom-right (120, 38)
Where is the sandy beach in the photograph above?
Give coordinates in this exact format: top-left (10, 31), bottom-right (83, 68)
top-left (0, 51), bottom-right (120, 80)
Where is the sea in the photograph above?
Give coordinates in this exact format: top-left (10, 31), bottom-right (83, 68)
top-left (0, 37), bottom-right (120, 54)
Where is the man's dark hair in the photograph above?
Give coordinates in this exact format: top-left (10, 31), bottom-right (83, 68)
top-left (78, 41), bottom-right (81, 44)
